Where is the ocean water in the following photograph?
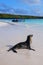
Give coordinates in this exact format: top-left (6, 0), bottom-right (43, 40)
top-left (22, 19), bottom-right (43, 25)
top-left (0, 19), bottom-right (43, 25)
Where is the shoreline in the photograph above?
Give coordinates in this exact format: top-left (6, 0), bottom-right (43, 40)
top-left (0, 21), bottom-right (43, 65)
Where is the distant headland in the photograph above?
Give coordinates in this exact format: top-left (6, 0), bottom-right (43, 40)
top-left (0, 13), bottom-right (43, 19)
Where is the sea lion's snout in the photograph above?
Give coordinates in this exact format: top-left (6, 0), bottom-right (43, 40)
top-left (29, 35), bottom-right (33, 37)
top-left (27, 34), bottom-right (33, 38)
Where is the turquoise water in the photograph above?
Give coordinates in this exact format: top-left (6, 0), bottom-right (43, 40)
top-left (0, 19), bottom-right (43, 24)
top-left (24, 19), bottom-right (43, 24)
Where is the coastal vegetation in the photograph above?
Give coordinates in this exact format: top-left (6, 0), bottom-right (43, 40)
top-left (0, 13), bottom-right (43, 19)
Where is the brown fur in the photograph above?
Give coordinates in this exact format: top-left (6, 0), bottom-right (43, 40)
top-left (8, 35), bottom-right (35, 53)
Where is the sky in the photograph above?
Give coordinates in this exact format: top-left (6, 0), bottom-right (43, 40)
top-left (0, 0), bottom-right (43, 16)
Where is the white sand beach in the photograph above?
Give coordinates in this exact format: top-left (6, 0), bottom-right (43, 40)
top-left (0, 21), bottom-right (43, 65)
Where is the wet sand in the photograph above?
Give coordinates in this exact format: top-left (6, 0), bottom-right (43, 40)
top-left (0, 22), bottom-right (43, 65)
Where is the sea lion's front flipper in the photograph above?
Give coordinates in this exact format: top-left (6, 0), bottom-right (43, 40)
top-left (29, 48), bottom-right (35, 51)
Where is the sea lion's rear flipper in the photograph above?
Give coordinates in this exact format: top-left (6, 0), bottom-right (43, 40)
top-left (7, 48), bottom-right (17, 53)
top-left (12, 49), bottom-right (17, 53)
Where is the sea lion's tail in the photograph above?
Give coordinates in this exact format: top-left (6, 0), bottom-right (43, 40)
top-left (7, 48), bottom-right (17, 53)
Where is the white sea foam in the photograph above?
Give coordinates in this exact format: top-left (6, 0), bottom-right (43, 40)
top-left (0, 22), bottom-right (8, 27)
top-left (0, 20), bottom-right (43, 65)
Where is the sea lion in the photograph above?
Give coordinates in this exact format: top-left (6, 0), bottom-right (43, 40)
top-left (8, 35), bottom-right (35, 53)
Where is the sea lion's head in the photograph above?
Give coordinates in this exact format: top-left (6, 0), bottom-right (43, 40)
top-left (27, 34), bottom-right (33, 38)
top-left (27, 35), bottom-right (33, 43)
